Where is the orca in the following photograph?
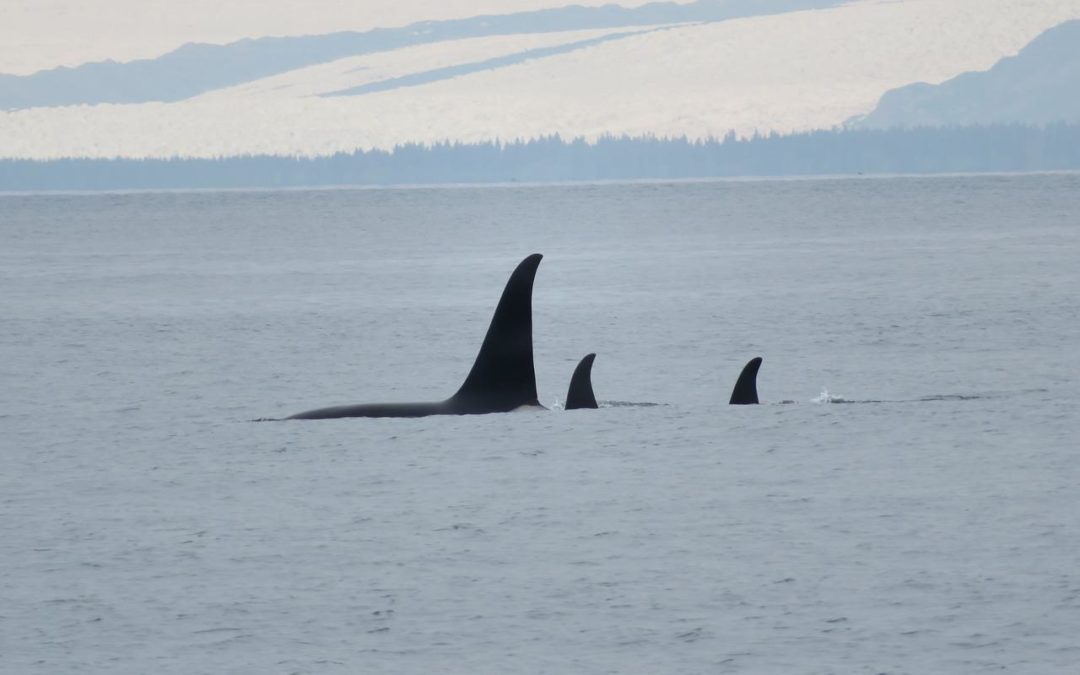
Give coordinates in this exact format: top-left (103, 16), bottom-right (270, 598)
top-left (289, 254), bottom-right (543, 419)
top-left (729, 357), bottom-right (762, 405)
top-left (564, 353), bottom-right (598, 410)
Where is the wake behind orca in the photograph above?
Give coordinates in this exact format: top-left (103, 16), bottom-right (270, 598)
top-left (288, 254), bottom-right (543, 419)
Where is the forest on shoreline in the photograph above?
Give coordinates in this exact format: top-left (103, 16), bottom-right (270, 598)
top-left (3, 123), bottom-right (1079, 192)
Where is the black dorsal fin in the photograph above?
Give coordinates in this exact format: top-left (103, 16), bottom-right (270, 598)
top-left (729, 357), bottom-right (762, 405)
top-left (448, 254), bottom-right (542, 412)
top-left (565, 353), bottom-right (598, 410)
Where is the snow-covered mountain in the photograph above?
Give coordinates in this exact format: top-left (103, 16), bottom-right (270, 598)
top-left (1, 0), bottom-right (1079, 160)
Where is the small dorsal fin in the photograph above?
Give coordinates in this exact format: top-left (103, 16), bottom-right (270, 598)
top-left (729, 357), bottom-right (762, 405)
top-left (565, 353), bottom-right (598, 410)
top-left (448, 254), bottom-right (542, 412)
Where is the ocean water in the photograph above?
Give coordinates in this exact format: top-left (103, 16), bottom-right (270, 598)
top-left (2, 175), bottom-right (1078, 674)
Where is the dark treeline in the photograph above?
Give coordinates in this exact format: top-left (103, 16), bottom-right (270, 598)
top-left (2, 123), bottom-right (1079, 192)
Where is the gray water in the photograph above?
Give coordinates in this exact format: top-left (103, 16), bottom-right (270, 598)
top-left (2, 175), bottom-right (1079, 674)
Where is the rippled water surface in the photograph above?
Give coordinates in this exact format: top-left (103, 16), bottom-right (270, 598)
top-left (3, 175), bottom-right (1079, 674)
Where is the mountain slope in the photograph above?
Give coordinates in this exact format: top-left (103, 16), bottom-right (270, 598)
top-left (853, 20), bottom-right (1080, 129)
top-left (0, 0), bottom-right (843, 110)
top-left (0, 0), bottom-right (683, 75)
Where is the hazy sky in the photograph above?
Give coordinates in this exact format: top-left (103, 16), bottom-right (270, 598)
top-left (1, 0), bottom-right (685, 74)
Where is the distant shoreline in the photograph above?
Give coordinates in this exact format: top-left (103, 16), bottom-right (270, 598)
top-left (3, 124), bottom-right (1078, 193)
top-left (3, 169), bottom-right (1079, 198)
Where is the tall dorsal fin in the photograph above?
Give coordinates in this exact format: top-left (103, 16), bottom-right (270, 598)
top-left (448, 254), bottom-right (542, 411)
top-left (565, 353), bottom-right (598, 410)
top-left (729, 357), bottom-right (762, 405)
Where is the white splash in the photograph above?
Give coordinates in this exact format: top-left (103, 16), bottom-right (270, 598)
top-left (811, 387), bottom-right (849, 404)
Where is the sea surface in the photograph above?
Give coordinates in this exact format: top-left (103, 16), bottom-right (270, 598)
top-left (2, 175), bottom-right (1079, 674)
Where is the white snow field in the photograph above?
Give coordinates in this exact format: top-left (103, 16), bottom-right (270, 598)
top-left (198, 28), bottom-right (647, 103)
top-left (2, 0), bottom-right (1079, 159)
top-left (0, 0), bottom-right (682, 75)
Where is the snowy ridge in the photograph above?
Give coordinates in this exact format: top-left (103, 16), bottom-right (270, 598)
top-left (0, 0), bottom-right (680, 75)
top-left (0, 1), bottom-right (845, 109)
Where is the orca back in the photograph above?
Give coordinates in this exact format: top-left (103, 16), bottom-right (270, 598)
top-left (729, 357), bottom-right (762, 405)
top-left (565, 353), bottom-right (598, 410)
top-left (448, 253), bottom-right (542, 412)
